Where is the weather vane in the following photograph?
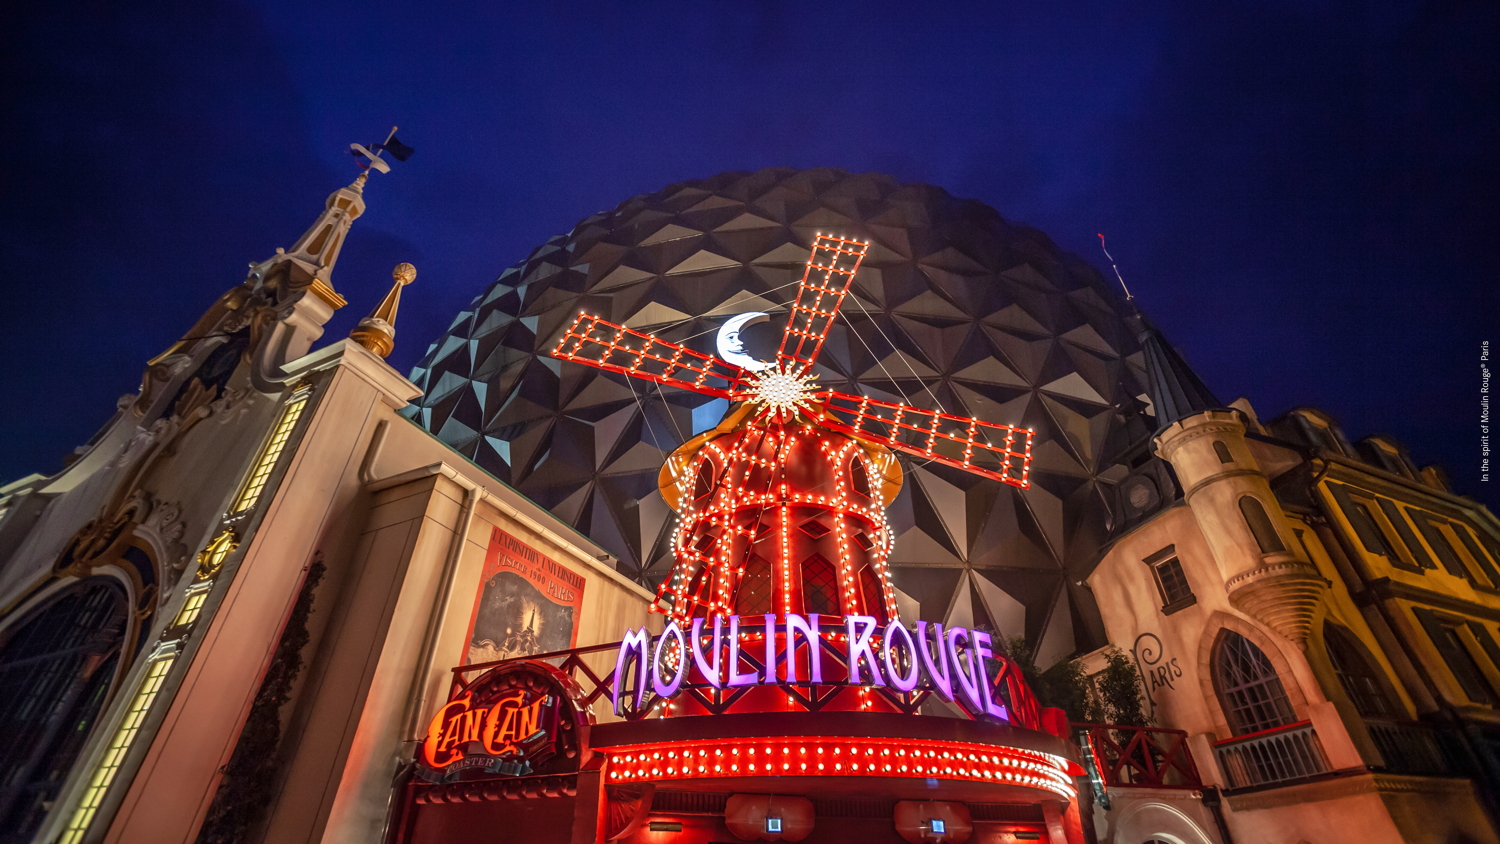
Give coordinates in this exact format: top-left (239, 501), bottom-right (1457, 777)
top-left (350, 126), bottom-right (415, 174)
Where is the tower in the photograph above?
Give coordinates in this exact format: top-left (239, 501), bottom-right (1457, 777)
top-left (1133, 311), bottom-right (1328, 645)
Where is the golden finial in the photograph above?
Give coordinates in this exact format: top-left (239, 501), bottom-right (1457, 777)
top-left (350, 263), bottom-right (416, 358)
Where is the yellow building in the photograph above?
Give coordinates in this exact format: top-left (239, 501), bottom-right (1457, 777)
top-left (1083, 310), bottom-right (1500, 844)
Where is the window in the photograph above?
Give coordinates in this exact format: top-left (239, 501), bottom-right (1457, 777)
top-left (858, 565), bottom-right (887, 623)
top-left (1324, 623), bottom-right (1395, 717)
top-left (0, 580), bottom-right (129, 840)
top-left (1451, 523), bottom-right (1500, 586)
top-left (1410, 511), bottom-right (1479, 583)
top-left (1352, 501), bottom-right (1401, 560)
top-left (801, 555), bottom-right (837, 615)
top-left (1238, 496), bottom-right (1286, 554)
top-left (1213, 630), bottom-right (1296, 735)
top-left (1213, 440), bottom-right (1234, 464)
top-left (1413, 609), bottom-right (1499, 706)
top-left (850, 455), bottom-right (873, 498)
top-left (735, 555), bottom-right (773, 615)
top-left (1144, 546), bottom-right (1194, 612)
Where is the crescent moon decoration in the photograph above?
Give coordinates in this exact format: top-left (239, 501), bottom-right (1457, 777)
top-left (715, 312), bottom-right (773, 372)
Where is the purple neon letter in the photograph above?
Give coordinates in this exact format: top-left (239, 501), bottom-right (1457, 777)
top-left (691, 616), bottom-right (723, 689)
top-left (971, 630), bottom-right (1009, 720)
top-left (726, 615), bottom-right (759, 687)
top-left (783, 613), bottom-right (823, 683)
top-left (882, 620), bottom-right (920, 692)
top-left (948, 626), bottom-right (986, 713)
top-left (652, 621), bottom-right (688, 698)
top-left (917, 621), bottom-right (953, 701)
top-left (845, 615), bottom-right (885, 687)
top-left (614, 626), bottom-right (652, 715)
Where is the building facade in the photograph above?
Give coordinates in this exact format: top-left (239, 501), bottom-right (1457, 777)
top-left (1080, 321), bottom-right (1500, 843)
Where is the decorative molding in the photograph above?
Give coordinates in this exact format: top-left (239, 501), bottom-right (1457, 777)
top-left (1225, 559), bottom-right (1329, 647)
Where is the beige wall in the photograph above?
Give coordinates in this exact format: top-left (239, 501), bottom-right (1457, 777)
top-left (89, 340), bottom-right (655, 844)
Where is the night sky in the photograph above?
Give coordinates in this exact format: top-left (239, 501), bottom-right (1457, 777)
top-left (3, 2), bottom-right (1496, 510)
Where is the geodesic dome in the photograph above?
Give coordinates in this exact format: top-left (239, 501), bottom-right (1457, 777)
top-left (407, 166), bottom-right (1164, 664)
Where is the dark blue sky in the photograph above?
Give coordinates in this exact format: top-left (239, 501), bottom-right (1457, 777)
top-left (3, 1), bottom-right (1495, 509)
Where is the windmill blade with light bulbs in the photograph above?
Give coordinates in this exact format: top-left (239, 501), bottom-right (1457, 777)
top-left (552, 234), bottom-right (1034, 623)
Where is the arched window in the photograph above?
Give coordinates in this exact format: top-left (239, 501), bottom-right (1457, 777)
top-left (1239, 496), bottom-right (1286, 554)
top-left (0, 579), bottom-right (129, 838)
top-left (1324, 623), bottom-right (1395, 718)
top-left (1213, 630), bottom-right (1296, 735)
top-left (693, 460), bottom-right (716, 503)
top-left (1213, 440), bottom-right (1234, 464)
top-left (858, 565), bottom-right (887, 623)
top-left (735, 555), bottom-right (773, 615)
top-left (801, 555), bottom-right (837, 616)
top-left (850, 455), bottom-right (873, 498)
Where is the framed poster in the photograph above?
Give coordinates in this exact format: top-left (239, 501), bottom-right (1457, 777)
top-left (463, 526), bottom-right (585, 664)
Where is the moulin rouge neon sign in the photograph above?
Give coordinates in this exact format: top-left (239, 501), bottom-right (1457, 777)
top-left (614, 613), bottom-right (1014, 721)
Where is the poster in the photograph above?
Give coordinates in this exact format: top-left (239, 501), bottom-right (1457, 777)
top-left (463, 526), bottom-right (585, 665)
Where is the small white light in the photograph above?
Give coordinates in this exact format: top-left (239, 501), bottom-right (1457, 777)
top-left (766, 817), bottom-right (782, 833)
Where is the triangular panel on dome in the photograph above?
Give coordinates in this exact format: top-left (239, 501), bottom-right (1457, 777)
top-left (715, 211), bottom-right (780, 232)
top-left (751, 242), bottom-right (811, 265)
top-left (971, 572), bottom-right (1027, 639)
top-left (641, 223), bottom-right (703, 246)
top-left (919, 246), bottom-right (988, 276)
top-left (951, 356), bottom-right (1029, 388)
top-left (594, 264), bottom-right (655, 292)
top-left (892, 290), bottom-right (970, 321)
top-left (665, 249), bottom-right (740, 275)
top-left (624, 302), bottom-right (693, 328)
top-left (1033, 584), bottom-right (1077, 669)
top-left (888, 525), bottom-right (964, 567)
top-left (704, 290), bottom-right (781, 317)
top-left (945, 574), bottom-right (976, 631)
top-left (1040, 372), bottom-right (1109, 405)
top-left (1061, 323), bottom-right (1117, 357)
top-left (859, 348), bottom-right (938, 380)
top-left (889, 567), bottom-right (964, 623)
top-left (685, 194), bottom-right (741, 213)
top-left (604, 440), bottom-right (672, 476)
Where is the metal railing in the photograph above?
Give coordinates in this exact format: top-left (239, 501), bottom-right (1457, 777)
top-left (1365, 718), bottom-right (1462, 777)
top-left (1075, 724), bottom-right (1202, 789)
top-left (1213, 720), bottom-right (1329, 790)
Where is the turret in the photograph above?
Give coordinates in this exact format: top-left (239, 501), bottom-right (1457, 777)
top-left (1132, 310), bottom-right (1329, 646)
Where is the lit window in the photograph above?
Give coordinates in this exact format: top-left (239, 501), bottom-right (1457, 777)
top-left (61, 656), bottom-right (178, 843)
top-left (930, 818), bottom-right (946, 834)
top-left (766, 817), bottom-right (782, 833)
top-left (229, 391), bottom-right (310, 514)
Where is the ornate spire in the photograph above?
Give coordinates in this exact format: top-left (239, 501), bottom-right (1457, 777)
top-left (350, 263), bottom-right (416, 358)
top-left (1126, 306), bottom-right (1226, 431)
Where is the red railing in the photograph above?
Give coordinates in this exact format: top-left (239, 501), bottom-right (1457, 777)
top-left (452, 634), bottom-right (1042, 731)
top-left (1075, 724), bottom-right (1201, 789)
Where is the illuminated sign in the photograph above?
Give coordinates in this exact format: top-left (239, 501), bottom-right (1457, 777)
top-left (613, 613), bottom-right (1015, 720)
top-left (419, 661), bottom-right (585, 781)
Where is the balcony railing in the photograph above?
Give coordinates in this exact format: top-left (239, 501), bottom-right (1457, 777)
top-left (1365, 718), bottom-right (1464, 777)
top-left (1213, 720), bottom-right (1329, 790)
top-left (1075, 724), bottom-right (1202, 789)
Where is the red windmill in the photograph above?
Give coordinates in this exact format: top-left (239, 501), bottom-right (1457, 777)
top-left (552, 234), bottom-right (1034, 627)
